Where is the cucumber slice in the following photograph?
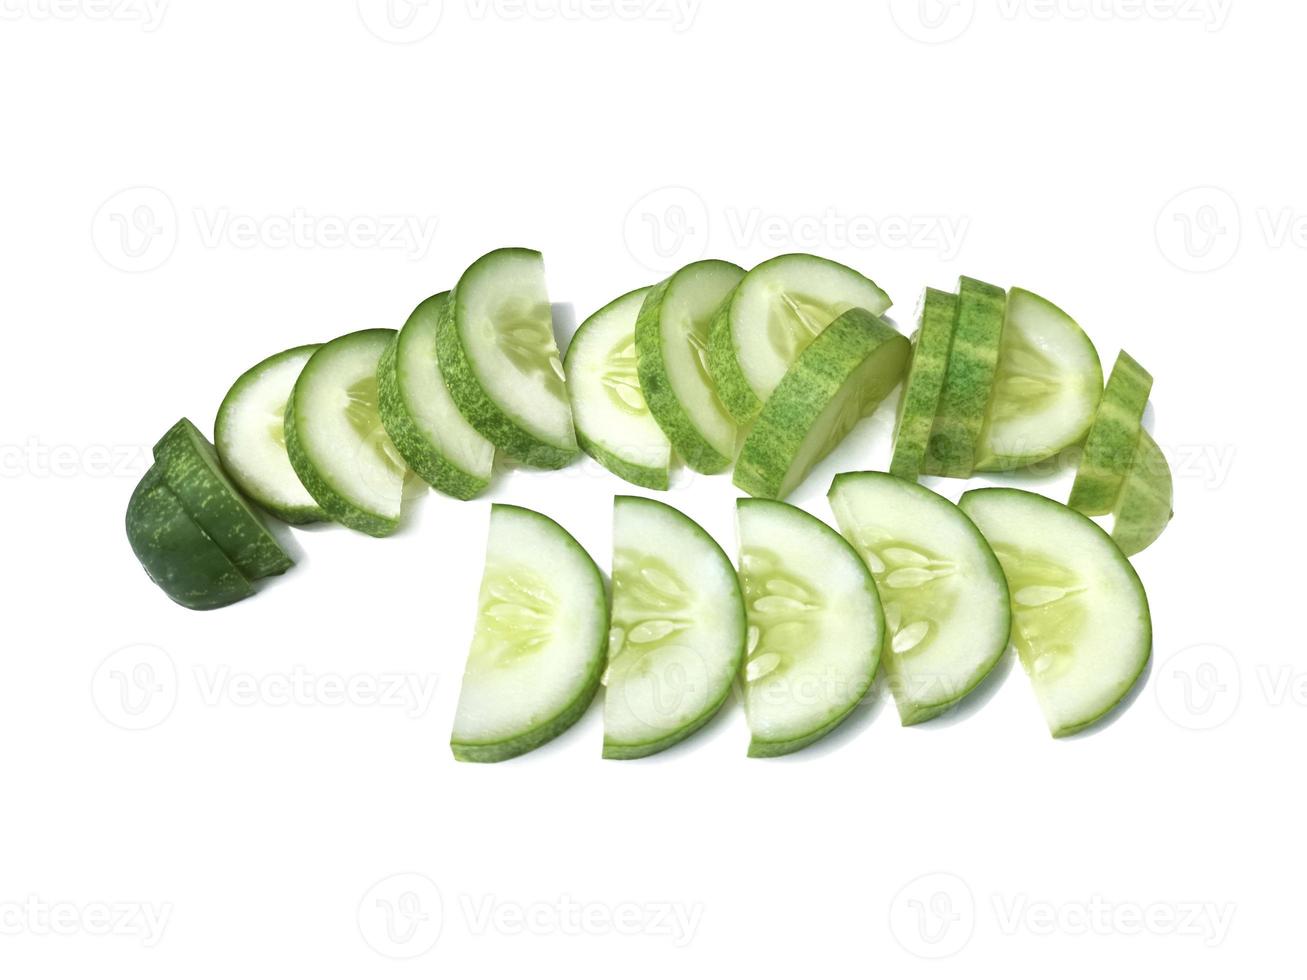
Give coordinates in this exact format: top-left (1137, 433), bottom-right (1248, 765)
top-left (889, 288), bottom-right (958, 482)
top-left (378, 292), bottom-right (495, 500)
top-left (975, 288), bottom-right (1103, 471)
top-left (958, 487), bottom-right (1152, 737)
top-left (736, 499), bottom-right (883, 756)
top-left (923, 276), bottom-right (1007, 477)
top-left (733, 308), bottom-right (909, 500)
top-left (634, 260), bottom-right (744, 473)
top-left (563, 286), bottom-right (671, 490)
top-left (125, 469), bottom-right (254, 610)
top-left (215, 345), bottom-right (327, 525)
top-left (603, 496), bottom-right (745, 759)
top-left (437, 248), bottom-right (577, 469)
top-left (828, 472), bottom-right (1010, 724)
top-left (451, 505), bottom-right (608, 762)
top-left (1111, 431), bottom-right (1173, 556)
top-left (1068, 350), bottom-right (1153, 515)
top-left (284, 329), bottom-right (410, 537)
top-left (152, 418), bottom-right (292, 580)
top-left (708, 254), bottom-right (892, 423)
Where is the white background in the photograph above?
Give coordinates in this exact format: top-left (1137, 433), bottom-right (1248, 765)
top-left (1, 0), bottom-right (1300, 975)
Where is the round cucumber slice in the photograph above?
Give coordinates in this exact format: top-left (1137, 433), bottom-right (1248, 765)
top-left (451, 505), bottom-right (608, 762)
top-left (634, 260), bottom-right (744, 474)
top-left (733, 308), bottom-right (909, 500)
top-left (602, 496), bottom-right (746, 759)
top-left (284, 329), bottom-right (411, 538)
top-left (974, 288), bottom-right (1103, 471)
top-left (736, 498), bottom-right (884, 757)
top-left (889, 288), bottom-right (958, 482)
top-left (215, 344), bottom-right (327, 526)
top-left (563, 286), bottom-right (671, 490)
top-left (437, 248), bottom-right (577, 469)
top-left (958, 487), bottom-right (1152, 737)
top-left (1068, 350), bottom-right (1153, 515)
top-left (923, 276), bottom-right (1007, 477)
top-left (1111, 431), bottom-right (1173, 556)
top-left (152, 418), bottom-right (292, 580)
top-left (829, 472), bottom-right (1010, 725)
top-left (378, 292), bottom-right (495, 500)
top-left (708, 253), bottom-right (892, 423)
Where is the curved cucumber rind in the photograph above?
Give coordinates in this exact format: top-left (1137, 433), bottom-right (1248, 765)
top-left (215, 344), bottom-right (327, 526)
top-left (378, 292), bottom-right (495, 501)
top-left (564, 286), bottom-right (671, 490)
top-left (284, 328), bottom-right (409, 538)
top-left (708, 253), bottom-right (892, 424)
top-left (437, 248), bottom-right (577, 469)
top-left (958, 487), bottom-right (1152, 738)
top-left (603, 496), bottom-right (746, 759)
top-left (734, 308), bottom-right (909, 500)
top-left (635, 260), bottom-right (744, 474)
top-left (125, 469), bottom-right (254, 610)
top-left (923, 276), bottom-right (1007, 477)
top-left (1111, 430), bottom-right (1173, 556)
top-left (828, 471), bottom-right (1010, 725)
top-left (975, 288), bottom-right (1103, 472)
top-left (890, 288), bottom-right (958, 482)
top-left (1068, 350), bottom-right (1153, 515)
top-left (451, 504), bottom-right (608, 763)
top-left (737, 498), bottom-right (884, 757)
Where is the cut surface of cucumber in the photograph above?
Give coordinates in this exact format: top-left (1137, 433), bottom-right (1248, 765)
top-left (452, 505), bottom-right (608, 762)
top-left (1111, 431), bottom-right (1173, 556)
top-left (736, 498), bottom-right (883, 757)
top-left (958, 487), bottom-right (1152, 737)
top-left (635, 260), bottom-right (743, 473)
top-left (1068, 350), bottom-right (1153, 515)
top-left (378, 292), bottom-right (495, 500)
top-left (284, 328), bottom-right (410, 537)
top-left (215, 345), bottom-right (327, 525)
top-left (564, 286), bottom-right (670, 490)
top-left (829, 472), bottom-right (1010, 724)
top-left (734, 308), bottom-right (908, 500)
top-left (975, 287), bottom-right (1103, 471)
top-left (603, 496), bottom-right (745, 759)
top-left (153, 418), bottom-right (292, 580)
top-left (708, 254), bottom-right (892, 423)
top-left (438, 248), bottom-right (577, 469)
top-left (889, 288), bottom-right (958, 482)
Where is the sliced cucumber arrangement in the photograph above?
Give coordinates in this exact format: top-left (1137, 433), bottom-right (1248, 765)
top-left (737, 498), bottom-right (883, 757)
top-left (564, 286), bottom-right (671, 490)
top-left (1068, 350), bottom-right (1153, 515)
top-left (215, 344), bottom-right (327, 525)
top-left (1111, 431), bottom-right (1173, 556)
top-left (829, 472), bottom-right (1010, 724)
top-left (708, 254), bottom-right (891, 423)
top-left (635, 260), bottom-right (744, 473)
top-left (284, 328), bottom-right (410, 537)
top-left (734, 308), bottom-right (908, 500)
top-left (378, 292), bottom-right (495, 500)
top-left (438, 248), bottom-right (577, 469)
top-left (603, 496), bottom-right (745, 758)
top-left (451, 505), bottom-right (608, 762)
top-left (959, 487), bottom-right (1152, 737)
top-left (889, 288), bottom-right (958, 481)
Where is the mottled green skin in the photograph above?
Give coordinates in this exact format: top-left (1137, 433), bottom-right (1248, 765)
top-left (923, 276), bottom-right (1007, 477)
top-left (377, 293), bottom-right (490, 501)
top-left (284, 330), bottom-right (402, 538)
top-left (1069, 350), bottom-right (1154, 515)
top-left (125, 468), bottom-right (253, 610)
top-left (706, 285), bottom-right (763, 424)
top-left (733, 309), bottom-right (908, 500)
top-left (634, 263), bottom-right (742, 474)
top-left (152, 418), bottom-right (292, 579)
top-left (1112, 430), bottom-right (1173, 556)
top-left (436, 248), bottom-right (577, 470)
top-left (890, 289), bottom-right (958, 482)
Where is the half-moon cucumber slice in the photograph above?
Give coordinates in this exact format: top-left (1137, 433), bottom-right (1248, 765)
top-left (1068, 350), bottom-right (1153, 515)
top-left (889, 288), bottom-right (958, 482)
top-left (1111, 431), bottom-right (1173, 556)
